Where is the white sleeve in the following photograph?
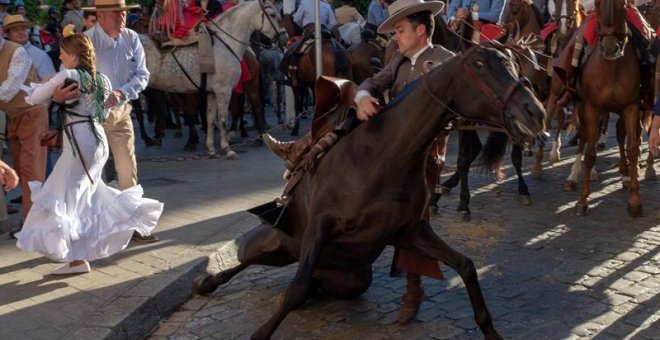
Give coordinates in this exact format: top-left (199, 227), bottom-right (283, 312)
top-left (23, 69), bottom-right (74, 106)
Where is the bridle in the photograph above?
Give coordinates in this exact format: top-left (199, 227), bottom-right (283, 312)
top-left (421, 47), bottom-right (531, 135)
top-left (596, 0), bottom-right (628, 60)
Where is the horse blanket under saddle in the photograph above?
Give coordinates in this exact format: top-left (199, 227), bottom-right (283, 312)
top-left (582, 7), bottom-right (654, 47)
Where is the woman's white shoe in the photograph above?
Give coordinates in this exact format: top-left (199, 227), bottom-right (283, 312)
top-left (50, 261), bottom-right (91, 275)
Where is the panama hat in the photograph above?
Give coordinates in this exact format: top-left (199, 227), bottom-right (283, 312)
top-left (2, 14), bottom-right (34, 31)
top-left (83, 0), bottom-right (140, 12)
top-left (378, 0), bottom-right (445, 34)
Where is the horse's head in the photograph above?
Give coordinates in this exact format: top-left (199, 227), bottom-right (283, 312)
top-left (554, 0), bottom-right (580, 37)
top-left (596, 0), bottom-right (628, 60)
top-left (431, 45), bottom-right (545, 143)
top-left (501, 0), bottom-right (531, 34)
top-left (254, 0), bottom-right (289, 47)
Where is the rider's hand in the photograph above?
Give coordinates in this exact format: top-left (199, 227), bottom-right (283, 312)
top-left (456, 8), bottom-right (470, 20)
top-left (356, 95), bottom-right (382, 121)
top-left (52, 82), bottom-right (80, 103)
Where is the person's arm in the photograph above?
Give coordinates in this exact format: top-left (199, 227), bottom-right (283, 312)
top-left (118, 31), bottom-right (150, 102)
top-left (23, 69), bottom-right (76, 105)
top-left (447, 0), bottom-right (462, 22)
top-left (328, 6), bottom-right (337, 27)
top-left (293, 2), bottom-right (305, 27)
top-left (0, 47), bottom-right (32, 103)
top-left (355, 54), bottom-right (402, 120)
top-left (478, 0), bottom-right (506, 23)
top-left (0, 160), bottom-right (19, 191)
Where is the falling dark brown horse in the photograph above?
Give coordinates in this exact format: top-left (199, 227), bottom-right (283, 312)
top-left (568, 0), bottom-right (644, 216)
top-left (192, 45), bottom-right (546, 339)
top-left (280, 14), bottom-right (352, 135)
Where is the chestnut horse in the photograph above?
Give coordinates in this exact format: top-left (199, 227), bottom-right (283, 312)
top-left (532, 0), bottom-right (582, 176)
top-left (280, 14), bottom-right (352, 135)
top-left (500, 0), bottom-right (544, 40)
top-left (192, 45), bottom-right (546, 340)
top-left (568, 0), bottom-right (644, 216)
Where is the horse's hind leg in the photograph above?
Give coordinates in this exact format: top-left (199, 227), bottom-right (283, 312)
top-left (512, 144), bottom-right (531, 206)
top-left (403, 221), bottom-right (501, 340)
top-left (193, 223), bottom-right (296, 295)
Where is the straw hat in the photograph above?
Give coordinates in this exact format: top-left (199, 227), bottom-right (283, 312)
top-left (2, 14), bottom-right (33, 31)
top-left (82, 0), bottom-right (140, 12)
top-left (378, 0), bottom-right (445, 34)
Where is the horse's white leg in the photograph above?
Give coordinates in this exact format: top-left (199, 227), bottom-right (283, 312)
top-left (549, 136), bottom-right (562, 164)
top-left (206, 95), bottom-right (218, 156)
top-left (564, 153), bottom-right (582, 192)
top-left (214, 90), bottom-right (239, 160)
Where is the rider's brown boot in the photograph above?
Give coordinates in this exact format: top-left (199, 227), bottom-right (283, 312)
top-left (263, 133), bottom-right (314, 171)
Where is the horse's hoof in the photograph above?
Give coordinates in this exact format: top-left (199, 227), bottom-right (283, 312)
top-left (440, 186), bottom-right (451, 195)
top-left (563, 181), bottom-right (577, 192)
top-left (575, 204), bottom-right (588, 216)
top-left (531, 165), bottom-right (542, 178)
top-left (627, 204), bottom-right (643, 218)
top-left (192, 274), bottom-right (216, 295)
top-left (455, 211), bottom-right (471, 222)
top-left (225, 150), bottom-right (240, 160)
top-left (549, 153), bottom-right (560, 164)
top-left (519, 195), bottom-right (532, 206)
top-left (644, 168), bottom-right (657, 181)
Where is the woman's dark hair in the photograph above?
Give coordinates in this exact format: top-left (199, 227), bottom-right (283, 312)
top-left (408, 11), bottom-right (434, 38)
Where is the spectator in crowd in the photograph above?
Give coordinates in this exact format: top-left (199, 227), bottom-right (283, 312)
top-left (62, 0), bottom-right (85, 32)
top-left (44, 6), bottom-right (62, 45)
top-left (367, 0), bottom-right (390, 29)
top-left (0, 22), bottom-right (49, 239)
top-left (12, 0), bottom-right (45, 50)
top-left (3, 15), bottom-right (56, 81)
top-left (83, 10), bottom-right (97, 31)
top-left (335, 0), bottom-right (365, 25)
top-left (15, 25), bottom-right (163, 275)
top-left (447, 0), bottom-right (505, 29)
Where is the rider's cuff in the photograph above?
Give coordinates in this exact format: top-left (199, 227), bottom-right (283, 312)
top-left (354, 90), bottom-right (371, 104)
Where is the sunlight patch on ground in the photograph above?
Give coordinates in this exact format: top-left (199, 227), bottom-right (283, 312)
top-left (524, 224), bottom-right (569, 247)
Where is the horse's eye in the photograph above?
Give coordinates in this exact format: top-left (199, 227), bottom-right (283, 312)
top-left (474, 60), bottom-right (485, 69)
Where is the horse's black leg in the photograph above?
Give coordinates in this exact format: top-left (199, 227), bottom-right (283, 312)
top-left (252, 215), bottom-right (333, 340)
top-left (456, 131), bottom-right (482, 221)
top-left (193, 224), bottom-right (296, 295)
top-left (402, 221), bottom-right (501, 340)
top-left (511, 144), bottom-right (531, 206)
top-left (291, 86), bottom-right (303, 136)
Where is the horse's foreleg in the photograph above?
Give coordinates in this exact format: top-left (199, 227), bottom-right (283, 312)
top-left (205, 96), bottom-right (218, 156)
top-left (252, 215), bottom-right (334, 340)
top-left (615, 116), bottom-right (629, 180)
top-left (576, 105), bottom-right (600, 215)
top-left (623, 106), bottom-right (643, 217)
top-left (213, 92), bottom-right (239, 160)
top-left (193, 224), bottom-right (296, 295)
top-left (512, 144), bottom-right (531, 206)
top-left (403, 221), bottom-right (501, 340)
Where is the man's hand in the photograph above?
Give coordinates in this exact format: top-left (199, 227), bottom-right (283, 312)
top-left (0, 161), bottom-right (19, 191)
top-left (52, 82), bottom-right (80, 103)
top-left (104, 89), bottom-right (126, 109)
top-left (356, 95), bottom-right (382, 121)
top-left (455, 8), bottom-right (470, 19)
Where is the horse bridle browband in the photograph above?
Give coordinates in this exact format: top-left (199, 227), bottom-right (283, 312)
top-left (207, 0), bottom-right (285, 50)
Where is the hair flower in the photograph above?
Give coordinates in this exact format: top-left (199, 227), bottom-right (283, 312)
top-left (63, 24), bottom-right (76, 38)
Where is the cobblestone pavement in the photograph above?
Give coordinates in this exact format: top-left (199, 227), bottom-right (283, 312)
top-left (150, 120), bottom-right (660, 339)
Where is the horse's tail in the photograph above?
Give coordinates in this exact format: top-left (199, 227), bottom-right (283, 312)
top-left (476, 131), bottom-right (509, 177)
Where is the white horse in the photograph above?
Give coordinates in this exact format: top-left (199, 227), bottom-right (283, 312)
top-left (141, 0), bottom-right (286, 158)
top-left (337, 21), bottom-right (363, 47)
